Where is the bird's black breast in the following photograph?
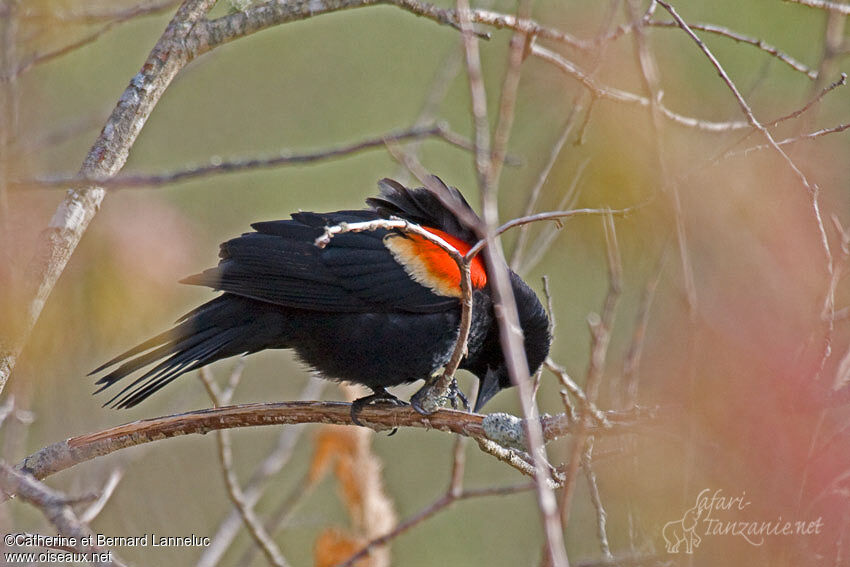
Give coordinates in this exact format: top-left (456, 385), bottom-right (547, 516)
top-left (283, 308), bottom-right (462, 390)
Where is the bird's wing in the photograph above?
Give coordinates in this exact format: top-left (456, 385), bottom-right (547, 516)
top-left (180, 210), bottom-right (471, 313)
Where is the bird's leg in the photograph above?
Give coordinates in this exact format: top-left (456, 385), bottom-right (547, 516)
top-left (350, 387), bottom-right (408, 427)
top-left (446, 376), bottom-right (470, 410)
top-left (411, 374), bottom-right (469, 414)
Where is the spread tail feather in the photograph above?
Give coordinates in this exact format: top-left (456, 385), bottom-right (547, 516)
top-left (90, 295), bottom-right (287, 408)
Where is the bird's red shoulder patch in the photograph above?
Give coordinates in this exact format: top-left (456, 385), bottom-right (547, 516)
top-left (384, 228), bottom-right (487, 297)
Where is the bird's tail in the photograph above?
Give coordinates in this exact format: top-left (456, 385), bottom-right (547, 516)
top-left (90, 295), bottom-right (277, 409)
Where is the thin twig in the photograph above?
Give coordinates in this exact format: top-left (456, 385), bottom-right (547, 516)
top-left (560, 213), bottom-right (621, 533)
top-left (647, 19), bottom-right (819, 79)
top-left (78, 469), bottom-right (124, 524)
top-left (485, 0), bottom-right (532, 192)
top-left (197, 375), bottom-right (325, 567)
top-left (582, 442), bottom-right (613, 560)
top-left (656, 0), bottom-right (835, 379)
top-left (0, 463), bottom-right (121, 567)
top-left (466, 204), bottom-right (639, 261)
top-left (531, 43), bottom-right (751, 132)
top-left (16, 123), bottom-right (469, 190)
top-left (622, 242), bottom-right (670, 408)
top-left (785, 0), bottom-right (850, 14)
top-left (545, 359), bottom-right (610, 428)
top-left (336, 480), bottom-right (535, 567)
top-left (199, 368), bottom-right (289, 567)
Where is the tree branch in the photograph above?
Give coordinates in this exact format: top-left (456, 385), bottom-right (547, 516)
top-left (0, 463), bottom-right (122, 567)
top-left (14, 402), bottom-right (654, 488)
top-left (16, 122), bottom-right (470, 190)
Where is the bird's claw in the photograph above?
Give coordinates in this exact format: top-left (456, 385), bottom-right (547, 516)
top-left (350, 389), bottom-right (408, 430)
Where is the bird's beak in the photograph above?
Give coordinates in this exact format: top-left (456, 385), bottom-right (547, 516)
top-left (474, 368), bottom-right (501, 413)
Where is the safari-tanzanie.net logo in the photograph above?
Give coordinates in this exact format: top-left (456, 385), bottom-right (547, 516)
top-left (662, 488), bottom-right (824, 554)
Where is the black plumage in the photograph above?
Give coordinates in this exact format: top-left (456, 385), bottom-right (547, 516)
top-left (91, 177), bottom-right (551, 413)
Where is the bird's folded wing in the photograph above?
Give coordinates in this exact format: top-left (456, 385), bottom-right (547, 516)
top-left (180, 211), bottom-right (458, 313)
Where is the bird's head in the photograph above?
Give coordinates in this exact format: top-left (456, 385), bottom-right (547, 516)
top-left (472, 271), bottom-right (552, 412)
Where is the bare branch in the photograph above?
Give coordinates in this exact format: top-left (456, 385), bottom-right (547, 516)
top-left (656, 0), bottom-right (835, 378)
top-left (621, 243), bottom-right (669, 408)
top-left (195, 0), bottom-right (592, 54)
top-left (532, 43), bottom-right (751, 132)
top-left (583, 442), bottom-right (613, 560)
top-left (16, 402), bottom-right (652, 486)
top-left (197, 376), bottom-right (325, 567)
top-left (560, 212), bottom-right (622, 534)
top-left (646, 19), bottom-right (818, 79)
top-left (0, 463), bottom-right (121, 567)
top-left (545, 359), bottom-right (610, 428)
top-left (486, 0), bottom-right (532, 193)
top-left (199, 368), bottom-right (288, 567)
top-left (78, 469), bottom-right (124, 524)
top-left (785, 0), bottom-right (850, 14)
top-left (17, 123), bottom-right (471, 190)
top-left (337, 482), bottom-right (534, 567)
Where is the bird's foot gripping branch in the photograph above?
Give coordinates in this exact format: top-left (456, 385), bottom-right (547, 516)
top-left (410, 375), bottom-right (470, 415)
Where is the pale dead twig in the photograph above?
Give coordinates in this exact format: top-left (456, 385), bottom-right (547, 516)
top-left (199, 367), bottom-right (289, 567)
top-left (699, 72), bottom-right (848, 169)
top-left (531, 43), bottom-right (750, 132)
top-left (583, 442), bottom-right (613, 560)
top-left (646, 19), bottom-right (818, 79)
top-left (0, 463), bottom-right (122, 567)
top-left (785, 0), bottom-right (850, 15)
top-left (78, 469), bottom-right (124, 524)
top-left (197, 375), bottom-right (325, 567)
top-left (545, 359), bottom-right (610, 428)
top-left (733, 122), bottom-right (850, 157)
top-left (485, 0), bottom-right (532, 192)
top-left (455, 0), bottom-right (567, 563)
top-left (622, 242), bottom-right (670, 408)
top-left (560, 213), bottom-right (622, 531)
top-left (656, 0), bottom-right (835, 378)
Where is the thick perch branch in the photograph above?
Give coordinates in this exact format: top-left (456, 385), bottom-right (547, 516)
top-left (15, 402), bottom-right (651, 487)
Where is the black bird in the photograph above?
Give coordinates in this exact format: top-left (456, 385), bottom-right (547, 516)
top-left (91, 178), bottom-right (551, 415)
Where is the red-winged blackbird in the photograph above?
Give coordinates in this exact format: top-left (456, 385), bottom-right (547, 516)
top-left (91, 178), bottom-right (551, 414)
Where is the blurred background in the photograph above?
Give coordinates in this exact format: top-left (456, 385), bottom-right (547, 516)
top-left (2, 0), bottom-right (850, 565)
